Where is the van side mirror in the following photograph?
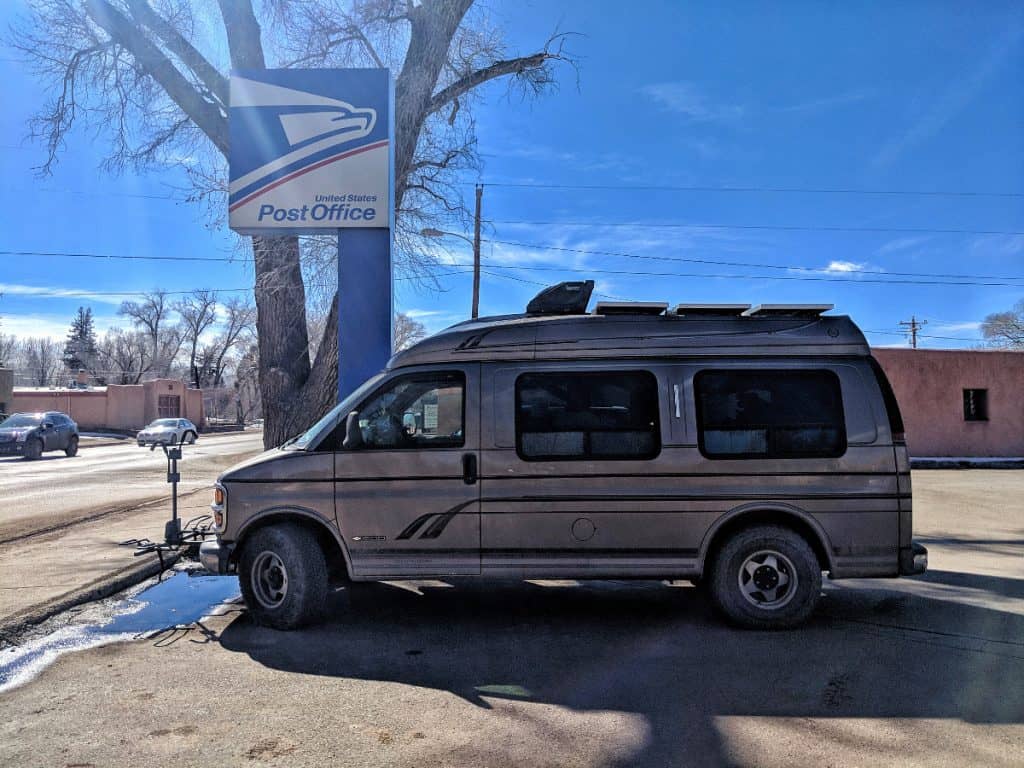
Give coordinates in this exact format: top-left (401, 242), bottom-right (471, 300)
top-left (42, 422), bottom-right (53, 431)
top-left (342, 411), bottom-right (363, 450)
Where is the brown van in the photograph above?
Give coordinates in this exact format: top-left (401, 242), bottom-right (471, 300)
top-left (201, 281), bottom-right (927, 630)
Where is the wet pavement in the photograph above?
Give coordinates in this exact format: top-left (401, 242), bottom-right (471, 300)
top-left (0, 570), bottom-right (239, 693)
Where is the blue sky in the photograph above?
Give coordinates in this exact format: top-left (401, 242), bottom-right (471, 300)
top-left (1, 0), bottom-right (1022, 348)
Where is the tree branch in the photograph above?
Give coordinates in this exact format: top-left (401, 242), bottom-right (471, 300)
top-left (83, 0), bottom-right (228, 155)
top-left (126, 0), bottom-right (228, 107)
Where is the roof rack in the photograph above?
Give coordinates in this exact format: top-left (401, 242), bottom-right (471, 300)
top-left (593, 301), bottom-right (669, 316)
top-left (673, 303), bottom-right (751, 316)
top-left (741, 304), bottom-right (834, 318)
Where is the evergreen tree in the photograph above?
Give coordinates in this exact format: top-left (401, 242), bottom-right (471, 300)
top-left (63, 306), bottom-right (98, 373)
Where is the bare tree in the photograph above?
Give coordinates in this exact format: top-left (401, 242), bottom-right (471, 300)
top-left (22, 337), bottom-right (62, 387)
top-left (982, 299), bottom-right (1024, 348)
top-left (0, 333), bottom-right (17, 368)
top-left (207, 297), bottom-right (257, 387)
top-left (174, 289), bottom-right (219, 388)
top-left (394, 311), bottom-right (427, 351)
top-left (96, 328), bottom-right (153, 384)
top-left (13, 0), bottom-right (576, 446)
top-left (118, 290), bottom-right (183, 376)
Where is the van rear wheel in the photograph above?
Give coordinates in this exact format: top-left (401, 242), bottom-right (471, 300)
top-left (708, 525), bottom-right (821, 629)
top-left (239, 523), bottom-right (328, 630)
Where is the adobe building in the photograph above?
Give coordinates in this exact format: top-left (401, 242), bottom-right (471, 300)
top-left (10, 378), bottom-right (203, 432)
top-left (872, 348), bottom-right (1024, 458)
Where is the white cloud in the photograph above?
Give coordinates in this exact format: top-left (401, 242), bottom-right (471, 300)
top-left (878, 236), bottom-right (931, 255)
top-left (969, 234), bottom-right (1024, 259)
top-left (640, 82), bottom-right (745, 123)
top-left (873, 25), bottom-right (1023, 168)
top-left (403, 309), bottom-right (447, 319)
top-left (933, 321), bottom-right (982, 332)
top-left (0, 312), bottom-right (121, 341)
top-left (824, 260), bottom-right (866, 274)
top-left (0, 282), bottom-right (126, 306)
top-left (777, 89), bottom-right (873, 115)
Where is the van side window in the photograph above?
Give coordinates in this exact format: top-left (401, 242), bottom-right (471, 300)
top-left (515, 371), bottom-right (660, 460)
top-left (357, 372), bottom-right (465, 450)
top-left (695, 370), bottom-right (846, 459)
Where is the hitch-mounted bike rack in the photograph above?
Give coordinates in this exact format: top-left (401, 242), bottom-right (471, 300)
top-left (119, 435), bottom-right (217, 571)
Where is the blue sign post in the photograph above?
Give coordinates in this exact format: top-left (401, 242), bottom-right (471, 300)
top-left (228, 69), bottom-right (393, 402)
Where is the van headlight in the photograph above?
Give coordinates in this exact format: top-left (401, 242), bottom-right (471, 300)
top-left (211, 483), bottom-right (226, 532)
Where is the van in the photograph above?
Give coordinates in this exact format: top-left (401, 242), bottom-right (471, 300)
top-left (200, 281), bottom-right (927, 630)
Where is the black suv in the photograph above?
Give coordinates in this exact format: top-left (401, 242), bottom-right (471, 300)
top-left (0, 412), bottom-right (80, 460)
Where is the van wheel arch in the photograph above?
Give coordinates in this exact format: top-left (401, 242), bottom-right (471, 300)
top-left (699, 506), bottom-right (833, 577)
top-left (233, 511), bottom-right (352, 583)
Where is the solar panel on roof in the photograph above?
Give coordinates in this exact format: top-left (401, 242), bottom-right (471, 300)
top-left (593, 302), bottom-right (669, 316)
top-left (741, 304), bottom-right (834, 318)
top-left (673, 303), bottom-right (751, 316)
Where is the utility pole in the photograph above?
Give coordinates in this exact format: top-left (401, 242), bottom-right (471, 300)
top-left (899, 316), bottom-right (927, 349)
top-left (472, 184), bottom-right (483, 319)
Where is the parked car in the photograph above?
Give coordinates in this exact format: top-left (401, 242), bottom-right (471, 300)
top-left (200, 280), bottom-right (928, 631)
top-left (0, 411), bottom-right (79, 459)
top-left (137, 418), bottom-right (198, 447)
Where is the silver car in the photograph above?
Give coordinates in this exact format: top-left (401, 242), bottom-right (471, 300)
top-left (137, 418), bottom-right (198, 447)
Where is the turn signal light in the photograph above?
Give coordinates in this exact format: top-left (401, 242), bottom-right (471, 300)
top-left (214, 487), bottom-right (225, 506)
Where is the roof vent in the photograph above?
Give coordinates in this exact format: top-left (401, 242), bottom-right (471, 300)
top-left (526, 280), bottom-right (595, 315)
top-left (594, 301), bottom-right (669, 316)
top-left (673, 303), bottom-right (751, 316)
top-left (741, 304), bottom-right (834, 318)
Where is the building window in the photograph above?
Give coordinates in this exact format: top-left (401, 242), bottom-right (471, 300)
top-left (515, 371), bottom-right (660, 461)
top-left (695, 370), bottom-right (847, 459)
top-left (963, 389), bottom-right (988, 422)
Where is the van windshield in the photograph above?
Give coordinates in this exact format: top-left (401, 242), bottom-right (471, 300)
top-left (284, 372), bottom-right (386, 451)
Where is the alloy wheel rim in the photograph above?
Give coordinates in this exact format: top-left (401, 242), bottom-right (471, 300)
top-left (737, 549), bottom-right (798, 610)
top-left (251, 551), bottom-right (289, 609)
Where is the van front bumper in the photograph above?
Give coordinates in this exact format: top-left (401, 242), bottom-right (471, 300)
top-left (199, 539), bottom-right (235, 575)
top-left (899, 541), bottom-right (928, 575)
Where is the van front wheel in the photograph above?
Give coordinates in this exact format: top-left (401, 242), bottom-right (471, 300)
top-left (239, 523), bottom-right (328, 630)
top-left (708, 525), bottom-right (821, 629)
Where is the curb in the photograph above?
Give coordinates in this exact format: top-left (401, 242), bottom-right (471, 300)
top-left (0, 552), bottom-right (181, 645)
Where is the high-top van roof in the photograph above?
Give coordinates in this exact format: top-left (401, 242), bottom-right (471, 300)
top-left (388, 281), bottom-right (868, 369)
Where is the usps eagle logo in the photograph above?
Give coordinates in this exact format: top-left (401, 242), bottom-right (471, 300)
top-left (228, 73), bottom-right (389, 231)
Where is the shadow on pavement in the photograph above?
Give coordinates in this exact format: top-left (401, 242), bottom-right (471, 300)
top-left (218, 579), bottom-right (1024, 766)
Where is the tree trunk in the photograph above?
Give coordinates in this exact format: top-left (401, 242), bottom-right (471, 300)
top-left (252, 235), bottom-right (323, 446)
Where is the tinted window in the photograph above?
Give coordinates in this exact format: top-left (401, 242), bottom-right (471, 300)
top-left (696, 370), bottom-right (846, 459)
top-left (356, 372), bottom-right (465, 450)
top-left (515, 371), bottom-right (660, 460)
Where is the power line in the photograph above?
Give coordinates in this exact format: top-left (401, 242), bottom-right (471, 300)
top-left (471, 180), bottom-right (1024, 199)
top-left (470, 261), bottom-right (1022, 287)
top-left (478, 239), bottom-right (1024, 284)
top-left (489, 219), bottom-right (1024, 237)
top-left (864, 329), bottom-right (981, 343)
top-left (0, 249), bottom-right (240, 263)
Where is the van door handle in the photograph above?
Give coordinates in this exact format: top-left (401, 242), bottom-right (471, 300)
top-left (462, 453), bottom-right (478, 485)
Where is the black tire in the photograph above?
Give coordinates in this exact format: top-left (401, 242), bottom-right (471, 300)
top-left (238, 523), bottom-right (329, 630)
top-left (23, 438), bottom-right (43, 460)
top-left (185, 431), bottom-right (197, 444)
top-left (65, 436), bottom-right (79, 457)
top-left (708, 525), bottom-right (822, 630)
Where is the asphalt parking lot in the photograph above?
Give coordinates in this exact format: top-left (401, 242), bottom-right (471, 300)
top-left (1, 469), bottom-right (1022, 767)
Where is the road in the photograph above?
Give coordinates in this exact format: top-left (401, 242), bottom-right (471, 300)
top-left (0, 431), bottom-right (266, 542)
top-left (0, 469), bottom-right (1021, 766)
